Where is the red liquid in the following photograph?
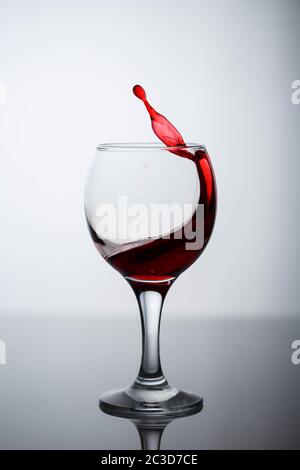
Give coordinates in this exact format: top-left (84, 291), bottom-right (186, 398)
top-left (132, 85), bottom-right (186, 148)
top-left (88, 86), bottom-right (216, 289)
top-left (88, 147), bottom-right (216, 285)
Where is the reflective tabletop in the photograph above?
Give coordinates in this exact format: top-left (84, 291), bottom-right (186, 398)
top-left (0, 315), bottom-right (299, 449)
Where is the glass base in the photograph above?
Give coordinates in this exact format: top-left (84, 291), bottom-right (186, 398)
top-left (99, 382), bottom-right (203, 418)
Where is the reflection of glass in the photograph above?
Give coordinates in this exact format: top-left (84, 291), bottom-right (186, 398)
top-left (101, 403), bottom-right (203, 450)
top-left (85, 143), bottom-right (217, 417)
top-left (132, 417), bottom-right (172, 451)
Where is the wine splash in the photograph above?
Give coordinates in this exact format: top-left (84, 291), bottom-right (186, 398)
top-left (87, 87), bottom-right (217, 285)
top-left (133, 85), bottom-right (186, 148)
top-left (132, 84), bottom-right (214, 203)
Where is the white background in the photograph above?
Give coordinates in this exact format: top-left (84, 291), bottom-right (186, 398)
top-left (0, 0), bottom-right (299, 317)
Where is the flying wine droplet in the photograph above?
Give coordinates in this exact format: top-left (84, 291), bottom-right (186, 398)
top-left (132, 84), bottom-right (186, 148)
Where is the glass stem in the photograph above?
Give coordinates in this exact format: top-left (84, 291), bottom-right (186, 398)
top-left (134, 289), bottom-right (168, 386)
top-left (137, 425), bottom-right (164, 450)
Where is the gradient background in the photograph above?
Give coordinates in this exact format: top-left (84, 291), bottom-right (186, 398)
top-left (0, 0), bottom-right (299, 318)
top-left (0, 0), bottom-right (300, 451)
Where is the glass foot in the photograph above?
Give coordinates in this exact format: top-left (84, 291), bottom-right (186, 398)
top-left (99, 382), bottom-right (203, 418)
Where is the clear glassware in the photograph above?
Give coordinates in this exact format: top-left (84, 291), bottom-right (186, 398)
top-left (85, 143), bottom-right (217, 417)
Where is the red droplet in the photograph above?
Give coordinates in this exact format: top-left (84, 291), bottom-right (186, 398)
top-left (133, 85), bottom-right (146, 101)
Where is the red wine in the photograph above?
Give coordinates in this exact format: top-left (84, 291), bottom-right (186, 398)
top-left (133, 85), bottom-right (186, 148)
top-left (88, 147), bottom-right (216, 284)
top-left (88, 86), bottom-right (216, 288)
top-left (132, 85), bottom-right (197, 161)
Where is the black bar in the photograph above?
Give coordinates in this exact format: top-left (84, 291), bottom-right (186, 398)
top-left (0, 450), bottom-right (297, 465)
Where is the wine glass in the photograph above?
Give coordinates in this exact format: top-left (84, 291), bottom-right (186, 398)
top-left (85, 143), bottom-right (216, 417)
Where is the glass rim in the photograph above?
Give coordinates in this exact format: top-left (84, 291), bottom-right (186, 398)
top-left (96, 142), bottom-right (205, 152)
